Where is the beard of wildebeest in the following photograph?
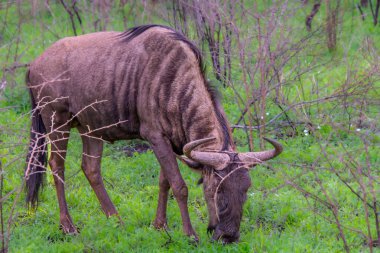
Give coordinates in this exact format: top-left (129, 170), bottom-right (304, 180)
top-left (201, 162), bottom-right (252, 244)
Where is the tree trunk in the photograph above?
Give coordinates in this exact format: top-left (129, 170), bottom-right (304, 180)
top-left (326, 0), bottom-right (340, 51)
top-left (370, 0), bottom-right (380, 25)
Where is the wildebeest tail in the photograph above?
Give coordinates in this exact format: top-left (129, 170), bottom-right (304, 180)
top-left (25, 69), bottom-right (47, 208)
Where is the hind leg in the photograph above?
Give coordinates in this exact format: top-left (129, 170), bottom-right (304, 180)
top-left (78, 127), bottom-right (119, 218)
top-left (48, 124), bottom-right (78, 234)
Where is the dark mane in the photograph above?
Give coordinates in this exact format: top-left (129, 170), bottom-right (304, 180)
top-left (119, 24), bottom-right (206, 75)
top-left (119, 24), bottom-right (168, 43)
top-left (206, 81), bottom-right (233, 150)
top-left (119, 24), bottom-right (232, 150)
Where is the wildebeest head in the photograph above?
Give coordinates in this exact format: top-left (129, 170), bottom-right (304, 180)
top-left (182, 137), bottom-right (282, 244)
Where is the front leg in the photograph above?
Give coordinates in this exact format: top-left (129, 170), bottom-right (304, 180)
top-left (143, 131), bottom-right (198, 241)
top-left (153, 170), bottom-right (170, 229)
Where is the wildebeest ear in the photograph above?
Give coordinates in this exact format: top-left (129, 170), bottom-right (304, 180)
top-left (176, 155), bottom-right (202, 169)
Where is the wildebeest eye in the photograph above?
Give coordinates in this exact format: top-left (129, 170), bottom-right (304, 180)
top-left (218, 204), bottom-right (228, 215)
top-left (217, 198), bottom-right (228, 214)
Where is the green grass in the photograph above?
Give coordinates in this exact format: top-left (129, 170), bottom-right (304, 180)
top-left (1, 111), bottom-right (376, 252)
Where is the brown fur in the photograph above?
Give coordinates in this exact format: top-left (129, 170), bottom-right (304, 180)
top-left (26, 25), bottom-right (248, 242)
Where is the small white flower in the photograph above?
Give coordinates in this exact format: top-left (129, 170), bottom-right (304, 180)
top-left (266, 112), bottom-right (269, 116)
top-left (0, 80), bottom-right (6, 90)
top-left (356, 128), bottom-right (361, 132)
top-left (304, 129), bottom-right (308, 133)
top-left (317, 126), bottom-right (321, 129)
top-left (305, 133), bottom-right (309, 136)
top-left (260, 116), bottom-right (264, 120)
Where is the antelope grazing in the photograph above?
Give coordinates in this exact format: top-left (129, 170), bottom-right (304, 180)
top-left (25, 25), bottom-right (282, 243)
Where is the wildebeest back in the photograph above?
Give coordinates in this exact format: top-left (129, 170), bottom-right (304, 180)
top-left (28, 27), bottom-right (228, 151)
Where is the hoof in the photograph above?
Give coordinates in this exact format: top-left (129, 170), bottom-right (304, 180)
top-left (185, 229), bottom-right (199, 245)
top-left (60, 224), bottom-right (78, 235)
top-left (189, 234), bottom-right (199, 245)
top-left (113, 213), bottom-right (125, 227)
top-left (60, 216), bottom-right (78, 235)
top-left (153, 219), bottom-right (168, 230)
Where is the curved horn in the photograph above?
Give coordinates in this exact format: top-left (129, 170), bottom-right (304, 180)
top-left (238, 137), bottom-right (283, 165)
top-left (176, 155), bottom-right (201, 169)
top-left (183, 137), bottom-right (216, 158)
top-left (183, 137), bottom-right (230, 170)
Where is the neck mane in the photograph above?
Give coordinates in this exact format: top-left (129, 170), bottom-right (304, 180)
top-left (120, 24), bottom-right (235, 153)
top-left (207, 85), bottom-right (235, 151)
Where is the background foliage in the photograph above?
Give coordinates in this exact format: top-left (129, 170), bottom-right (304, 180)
top-left (0, 0), bottom-right (379, 252)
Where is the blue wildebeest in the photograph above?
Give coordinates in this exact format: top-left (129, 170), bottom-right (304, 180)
top-left (25, 25), bottom-right (282, 243)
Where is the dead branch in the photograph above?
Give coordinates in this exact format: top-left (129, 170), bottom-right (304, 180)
top-left (3, 63), bottom-right (29, 72)
top-left (59, 0), bottom-right (78, 35)
top-left (306, 1), bottom-right (321, 31)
